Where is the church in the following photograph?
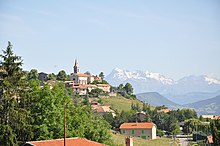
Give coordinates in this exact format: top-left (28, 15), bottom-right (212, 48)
top-left (68, 59), bottom-right (110, 95)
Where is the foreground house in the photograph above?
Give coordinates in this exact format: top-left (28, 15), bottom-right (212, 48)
top-left (23, 137), bottom-right (105, 146)
top-left (119, 122), bottom-right (157, 140)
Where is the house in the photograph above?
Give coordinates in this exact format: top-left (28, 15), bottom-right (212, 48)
top-left (90, 100), bottom-right (99, 106)
top-left (202, 115), bottom-right (214, 119)
top-left (213, 115), bottom-right (220, 120)
top-left (38, 72), bottom-right (48, 81)
top-left (93, 106), bottom-right (116, 117)
top-left (119, 122), bottom-right (157, 140)
top-left (157, 108), bottom-right (171, 113)
top-left (206, 135), bottom-right (214, 146)
top-left (136, 112), bottom-right (147, 122)
top-left (97, 84), bottom-right (110, 92)
top-left (23, 137), bottom-right (105, 146)
top-left (70, 73), bottom-right (89, 85)
top-left (72, 84), bottom-right (87, 95)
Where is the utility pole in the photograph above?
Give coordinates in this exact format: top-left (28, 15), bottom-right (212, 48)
top-left (64, 102), bottom-right (66, 146)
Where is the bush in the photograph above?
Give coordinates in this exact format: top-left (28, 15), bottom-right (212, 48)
top-left (157, 129), bottom-right (165, 137)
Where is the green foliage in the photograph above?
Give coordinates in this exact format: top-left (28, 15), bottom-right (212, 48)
top-left (155, 105), bottom-right (168, 110)
top-left (56, 70), bottom-right (67, 81)
top-left (124, 83), bottom-right (133, 95)
top-left (91, 79), bottom-right (108, 85)
top-left (170, 123), bottom-right (180, 135)
top-left (114, 83), bottom-right (136, 99)
top-left (99, 72), bottom-right (104, 79)
top-left (183, 118), bottom-right (210, 135)
top-left (48, 73), bottom-right (56, 80)
top-left (27, 69), bottom-right (38, 80)
top-left (131, 102), bottom-right (141, 112)
top-left (157, 129), bottom-right (165, 137)
top-left (211, 119), bottom-right (220, 146)
top-left (89, 88), bottom-right (104, 97)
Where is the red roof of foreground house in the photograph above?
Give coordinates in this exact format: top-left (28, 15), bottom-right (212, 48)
top-left (120, 122), bottom-right (155, 129)
top-left (24, 137), bottom-right (105, 146)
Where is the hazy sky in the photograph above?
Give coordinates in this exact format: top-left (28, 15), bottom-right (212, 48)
top-left (0, 0), bottom-right (220, 80)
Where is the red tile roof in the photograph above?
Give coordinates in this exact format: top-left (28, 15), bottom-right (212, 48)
top-left (213, 116), bottom-right (220, 120)
top-left (120, 122), bottom-right (155, 129)
top-left (77, 74), bottom-right (89, 77)
top-left (25, 137), bottom-right (105, 146)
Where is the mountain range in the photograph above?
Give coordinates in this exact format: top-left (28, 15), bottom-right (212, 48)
top-left (136, 92), bottom-right (180, 109)
top-left (105, 68), bottom-right (220, 105)
top-left (185, 95), bottom-right (220, 115)
top-left (136, 92), bottom-right (220, 115)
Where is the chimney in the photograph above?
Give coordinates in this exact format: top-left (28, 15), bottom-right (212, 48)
top-left (125, 136), bottom-right (133, 146)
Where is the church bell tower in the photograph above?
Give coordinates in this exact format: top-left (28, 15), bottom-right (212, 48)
top-left (74, 59), bottom-right (80, 74)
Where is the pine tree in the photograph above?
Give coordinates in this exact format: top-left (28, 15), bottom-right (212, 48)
top-left (0, 41), bottom-right (32, 145)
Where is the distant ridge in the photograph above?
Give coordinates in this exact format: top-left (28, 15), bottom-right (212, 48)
top-left (136, 92), bottom-right (179, 109)
top-left (185, 95), bottom-right (220, 115)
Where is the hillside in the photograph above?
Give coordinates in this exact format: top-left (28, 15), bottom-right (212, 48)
top-left (101, 95), bottom-right (145, 112)
top-left (185, 95), bottom-right (220, 115)
top-left (136, 92), bottom-right (179, 109)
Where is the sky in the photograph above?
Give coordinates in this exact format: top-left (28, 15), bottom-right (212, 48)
top-left (0, 0), bottom-right (220, 80)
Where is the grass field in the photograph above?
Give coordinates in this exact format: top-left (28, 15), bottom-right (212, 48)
top-left (101, 96), bottom-right (144, 112)
top-left (111, 133), bottom-right (179, 146)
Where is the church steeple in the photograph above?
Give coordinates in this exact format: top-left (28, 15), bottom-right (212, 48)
top-left (74, 59), bottom-right (80, 74)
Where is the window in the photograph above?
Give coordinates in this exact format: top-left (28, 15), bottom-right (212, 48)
top-left (142, 130), bottom-right (144, 134)
top-left (123, 130), bottom-right (125, 133)
top-left (132, 130), bottom-right (135, 134)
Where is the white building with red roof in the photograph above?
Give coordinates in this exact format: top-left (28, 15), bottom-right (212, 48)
top-left (119, 122), bottom-right (157, 140)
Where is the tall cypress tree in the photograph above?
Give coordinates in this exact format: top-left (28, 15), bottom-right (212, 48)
top-left (0, 41), bottom-right (32, 146)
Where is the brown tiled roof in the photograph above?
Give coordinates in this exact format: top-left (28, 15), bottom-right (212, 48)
top-left (120, 122), bottom-right (155, 129)
top-left (213, 116), bottom-right (220, 120)
top-left (25, 137), bottom-right (105, 146)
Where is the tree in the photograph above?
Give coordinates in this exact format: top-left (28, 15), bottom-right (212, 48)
top-left (27, 69), bottom-right (38, 80)
top-left (89, 88), bottom-right (104, 97)
top-left (56, 70), bottom-right (67, 81)
top-left (123, 83), bottom-right (133, 95)
top-left (84, 71), bottom-right (91, 75)
top-left (99, 72), bottom-right (104, 79)
top-left (211, 120), bottom-right (220, 146)
top-left (48, 73), bottom-right (56, 80)
top-left (0, 41), bottom-right (33, 145)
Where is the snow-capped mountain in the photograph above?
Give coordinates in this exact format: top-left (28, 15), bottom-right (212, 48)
top-left (105, 68), bottom-right (220, 104)
top-left (108, 67), bottom-right (174, 85)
